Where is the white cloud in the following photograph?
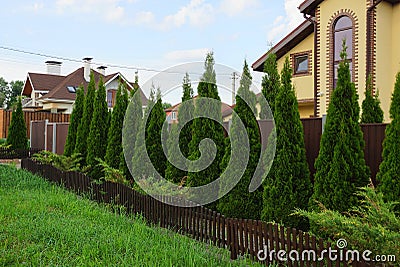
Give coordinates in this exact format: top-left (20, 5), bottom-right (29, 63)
top-left (219, 0), bottom-right (259, 16)
top-left (134, 11), bottom-right (155, 25)
top-left (164, 48), bottom-right (211, 61)
top-left (55, 0), bottom-right (128, 24)
top-left (268, 0), bottom-right (304, 42)
top-left (105, 5), bottom-right (125, 22)
top-left (33, 2), bottom-right (44, 12)
top-left (285, 0), bottom-right (304, 29)
top-left (160, 0), bottom-right (214, 30)
top-left (53, 0), bottom-right (215, 29)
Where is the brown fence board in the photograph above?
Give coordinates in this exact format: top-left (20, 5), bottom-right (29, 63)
top-left (20, 159), bottom-right (396, 267)
top-left (361, 123), bottom-right (387, 185)
top-left (301, 118), bottom-right (322, 181)
top-left (0, 109), bottom-right (70, 139)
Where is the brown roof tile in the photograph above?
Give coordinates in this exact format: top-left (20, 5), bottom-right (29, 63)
top-left (22, 73), bottom-right (66, 96)
top-left (41, 67), bottom-right (109, 101)
top-left (129, 82), bottom-right (149, 106)
top-left (252, 20), bottom-right (313, 72)
top-left (167, 95), bottom-right (232, 118)
top-left (299, 0), bottom-right (400, 15)
top-left (25, 67), bottom-right (148, 106)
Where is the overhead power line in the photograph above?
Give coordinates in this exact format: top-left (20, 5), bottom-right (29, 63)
top-left (0, 45), bottom-right (235, 77)
top-left (0, 45), bottom-right (264, 88)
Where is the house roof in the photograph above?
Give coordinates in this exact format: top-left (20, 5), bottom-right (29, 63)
top-left (22, 73), bottom-right (66, 96)
top-left (252, 20), bottom-right (314, 72)
top-left (129, 82), bottom-right (149, 106)
top-left (165, 95), bottom-right (232, 118)
top-left (24, 67), bottom-right (148, 105)
top-left (253, 0), bottom-right (400, 72)
top-left (41, 67), bottom-right (113, 101)
top-left (299, 0), bottom-right (400, 15)
top-left (222, 103), bottom-right (235, 118)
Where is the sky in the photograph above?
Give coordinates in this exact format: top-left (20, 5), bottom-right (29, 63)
top-left (0, 0), bottom-right (305, 105)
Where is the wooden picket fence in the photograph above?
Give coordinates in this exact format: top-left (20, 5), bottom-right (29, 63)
top-left (0, 147), bottom-right (41, 159)
top-left (21, 158), bottom-right (383, 267)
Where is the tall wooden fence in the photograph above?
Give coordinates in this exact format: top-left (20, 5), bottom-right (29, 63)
top-left (21, 158), bottom-right (382, 267)
top-left (0, 109), bottom-right (70, 139)
top-left (299, 118), bottom-right (387, 184)
top-left (30, 121), bottom-right (69, 154)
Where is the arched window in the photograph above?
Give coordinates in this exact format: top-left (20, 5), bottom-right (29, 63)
top-left (333, 16), bottom-right (353, 88)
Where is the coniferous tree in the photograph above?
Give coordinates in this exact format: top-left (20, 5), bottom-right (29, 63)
top-left (75, 72), bottom-right (96, 165)
top-left (377, 72), bottom-right (400, 210)
top-left (361, 75), bottom-right (384, 123)
top-left (86, 77), bottom-right (109, 178)
top-left (165, 73), bottom-right (194, 183)
top-left (187, 52), bottom-right (225, 209)
top-left (131, 87), bottom-right (155, 179)
top-left (105, 82), bottom-right (128, 169)
top-left (310, 42), bottom-right (370, 213)
top-left (260, 53), bottom-right (280, 118)
top-left (6, 97), bottom-right (28, 150)
top-left (188, 52), bottom-right (225, 189)
top-left (145, 88), bottom-right (167, 177)
top-left (217, 60), bottom-right (262, 219)
top-left (262, 57), bottom-right (312, 230)
top-left (121, 74), bottom-right (143, 180)
top-left (64, 86), bottom-right (85, 156)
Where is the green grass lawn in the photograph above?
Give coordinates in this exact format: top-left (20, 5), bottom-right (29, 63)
top-left (0, 165), bottom-right (259, 267)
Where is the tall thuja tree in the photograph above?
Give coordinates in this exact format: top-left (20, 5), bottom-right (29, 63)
top-left (86, 77), bottom-right (109, 178)
top-left (64, 85), bottom-right (85, 156)
top-left (165, 73), bottom-right (194, 183)
top-left (260, 53), bottom-right (280, 118)
top-left (75, 72), bottom-right (96, 164)
top-left (377, 72), bottom-right (400, 210)
top-left (145, 87), bottom-right (167, 177)
top-left (262, 57), bottom-right (312, 230)
top-left (217, 60), bottom-right (262, 219)
top-left (121, 74), bottom-right (143, 180)
top-left (6, 97), bottom-right (28, 149)
top-left (105, 82), bottom-right (128, 169)
top-left (188, 52), bottom-right (225, 189)
top-left (361, 74), bottom-right (384, 123)
top-left (310, 42), bottom-right (370, 213)
top-left (131, 87), bottom-right (155, 178)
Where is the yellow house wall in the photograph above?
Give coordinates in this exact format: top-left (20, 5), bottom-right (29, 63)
top-left (299, 104), bottom-right (314, 118)
top-left (392, 4), bottom-right (400, 78)
top-left (223, 113), bottom-right (232, 122)
top-left (42, 102), bottom-right (73, 114)
top-left (276, 33), bottom-right (314, 102)
top-left (391, 4), bottom-right (400, 119)
top-left (255, 102), bottom-right (261, 119)
top-left (374, 2), bottom-right (400, 122)
top-left (376, 2), bottom-right (393, 122)
top-left (317, 0), bottom-right (367, 116)
top-left (392, 4), bottom-right (400, 77)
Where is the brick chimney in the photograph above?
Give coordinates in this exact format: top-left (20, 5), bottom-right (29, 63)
top-left (83, 57), bottom-right (93, 82)
top-left (45, 60), bottom-right (62, 75)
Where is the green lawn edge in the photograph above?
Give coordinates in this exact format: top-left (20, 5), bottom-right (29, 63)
top-left (0, 164), bottom-right (260, 267)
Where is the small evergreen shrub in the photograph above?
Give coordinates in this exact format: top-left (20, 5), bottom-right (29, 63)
top-left (6, 97), bottom-right (28, 150)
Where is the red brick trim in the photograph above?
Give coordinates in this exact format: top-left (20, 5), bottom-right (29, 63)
top-left (368, 0), bottom-right (378, 94)
top-left (326, 9), bottom-right (359, 105)
top-left (315, 6), bottom-right (321, 116)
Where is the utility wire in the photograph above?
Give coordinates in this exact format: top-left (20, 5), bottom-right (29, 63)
top-left (0, 45), bottom-right (263, 88)
top-left (0, 45), bottom-right (235, 77)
